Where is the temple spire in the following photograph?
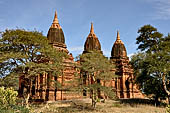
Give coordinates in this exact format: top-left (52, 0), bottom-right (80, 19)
top-left (90, 22), bottom-right (94, 34)
top-left (88, 22), bottom-right (96, 37)
top-left (115, 30), bottom-right (123, 44)
top-left (116, 30), bottom-right (120, 40)
top-left (53, 11), bottom-right (59, 24)
top-left (50, 11), bottom-right (61, 28)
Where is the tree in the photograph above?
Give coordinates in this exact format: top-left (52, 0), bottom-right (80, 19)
top-left (136, 24), bottom-right (163, 52)
top-left (0, 29), bottom-right (66, 106)
top-left (130, 52), bottom-right (167, 105)
top-left (0, 74), bottom-right (19, 90)
top-left (75, 52), bottom-right (116, 108)
top-left (131, 25), bottom-right (170, 105)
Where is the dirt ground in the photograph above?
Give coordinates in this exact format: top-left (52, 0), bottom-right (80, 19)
top-left (31, 99), bottom-right (166, 113)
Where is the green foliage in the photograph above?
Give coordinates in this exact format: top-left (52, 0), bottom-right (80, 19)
top-left (75, 51), bottom-right (116, 108)
top-left (0, 87), bottom-right (18, 108)
top-left (0, 29), bottom-right (66, 88)
top-left (131, 25), bottom-right (170, 104)
top-left (79, 52), bottom-right (115, 81)
top-left (0, 74), bottom-right (19, 90)
top-left (0, 87), bottom-right (29, 112)
top-left (130, 53), bottom-right (167, 98)
top-left (0, 105), bottom-right (29, 113)
top-left (0, 28), bottom-right (67, 108)
top-left (166, 105), bottom-right (170, 113)
top-left (136, 24), bottom-right (163, 52)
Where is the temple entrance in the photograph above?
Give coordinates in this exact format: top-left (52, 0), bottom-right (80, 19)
top-left (125, 78), bottom-right (130, 98)
top-left (45, 89), bottom-right (49, 101)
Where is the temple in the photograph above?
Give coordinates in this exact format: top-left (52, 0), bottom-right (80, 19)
top-left (110, 31), bottom-right (143, 98)
top-left (19, 11), bottom-right (144, 101)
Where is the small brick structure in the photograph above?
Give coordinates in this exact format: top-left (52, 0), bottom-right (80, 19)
top-left (19, 11), bottom-right (144, 102)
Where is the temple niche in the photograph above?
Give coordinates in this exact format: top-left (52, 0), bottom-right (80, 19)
top-left (18, 11), bottom-right (144, 102)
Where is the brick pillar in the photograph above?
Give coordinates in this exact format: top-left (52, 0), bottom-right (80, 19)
top-left (51, 75), bottom-right (55, 101)
top-left (123, 75), bottom-right (127, 98)
top-left (42, 72), bottom-right (46, 100)
top-left (117, 77), bottom-right (121, 98)
top-left (37, 75), bottom-right (40, 99)
top-left (129, 82), bottom-right (133, 98)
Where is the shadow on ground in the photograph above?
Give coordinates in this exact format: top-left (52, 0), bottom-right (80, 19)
top-left (119, 98), bottom-right (166, 107)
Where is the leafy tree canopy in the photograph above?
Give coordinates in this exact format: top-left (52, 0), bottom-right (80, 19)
top-left (75, 51), bottom-right (116, 108)
top-left (136, 24), bottom-right (163, 52)
top-left (0, 29), bottom-right (66, 88)
top-left (131, 25), bottom-right (170, 104)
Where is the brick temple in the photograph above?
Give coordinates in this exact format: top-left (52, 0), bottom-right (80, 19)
top-left (19, 11), bottom-right (144, 101)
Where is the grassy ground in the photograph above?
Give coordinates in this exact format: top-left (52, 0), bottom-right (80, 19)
top-left (30, 99), bottom-right (166, 113)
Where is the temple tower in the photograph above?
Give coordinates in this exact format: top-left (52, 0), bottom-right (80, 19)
top-left (110, 31), bottom-right (143, 98)
top-left (110, 31), bottom-right (130, 98)
top-left (111, 31), bottom-right (127, 59)
top-left (46, 11), bottom-right (76, 100)
top-left (24, 11), bottom-right (77, 101)
top-left (47, 11), bottom-right (68, 53)
top-left (82, 23), bottom-right (103, 97)
top-left (83, 23), bottom-right (102, 54)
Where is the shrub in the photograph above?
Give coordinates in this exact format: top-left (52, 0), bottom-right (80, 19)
top-left (0, 87), bottom-right (18, 109)
top-left (166, 105), bottom-right (170, 113)
top-left (0, 87), bottom-right (30, 112)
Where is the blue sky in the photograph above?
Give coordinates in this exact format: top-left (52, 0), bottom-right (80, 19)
top-left (0, 0), bottom-right (170, 58)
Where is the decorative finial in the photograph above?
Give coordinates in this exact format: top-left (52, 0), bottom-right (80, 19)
top-left (53, 10), bottom-right (59, 24)
top-left (117, 30), bottom-right (120, 40)
top-left (90, 22), bottom-right (94, 34)
top-left (115, 30), bottom-right (124, 44)
top-left (50, 11), bottom-right (61, 28)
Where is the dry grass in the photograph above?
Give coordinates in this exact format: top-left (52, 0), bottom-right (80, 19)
top-left (30, 99), bottom-right (166, 113)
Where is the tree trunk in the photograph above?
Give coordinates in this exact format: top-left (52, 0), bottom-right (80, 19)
top-left (162, 73), bottom-right (170, 96)
top-left (154, 96), bottom-right (160, 107)
top-left (25, 93), bottom-right (30, 108)
top-left (92, 98), bottom-right (96, 108)
top-left (167, 96), bottom-right (170, 105)
top-left (91, 90), bottom-right (97, 108)
top-left (162, 73), bottom-right (170, 105)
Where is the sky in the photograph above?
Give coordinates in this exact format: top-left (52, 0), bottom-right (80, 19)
top-left (0, 0), bottom-right (170, 58)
